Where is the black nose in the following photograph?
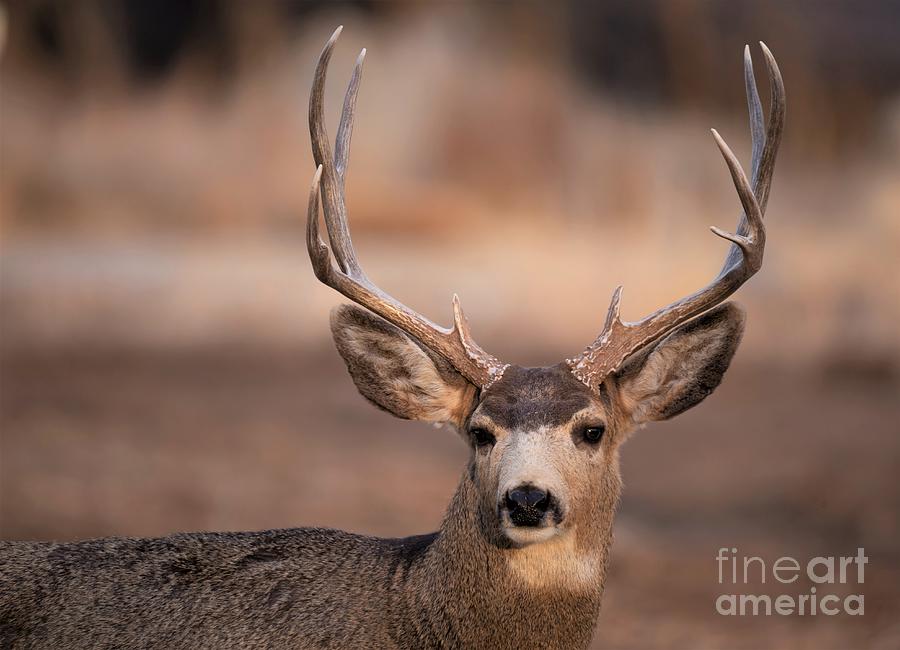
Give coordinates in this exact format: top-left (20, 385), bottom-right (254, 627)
top-left (505, 485), bottom-right (551, 527)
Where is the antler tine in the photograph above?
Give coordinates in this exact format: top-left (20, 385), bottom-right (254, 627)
top-left (723, 43), bottom-right (785, 270)
top-left (744, 45), bottom-right (765, 189)
top-left (710, 128), bottom-right (764, 273)
top-left (568, 44), bottom-right (784, 390)
top-left (306, 29), bottom-right (508, 389)
top-left (309, 26), bottom-right (362, 278)
top-left (306, 164), bottom-right (331, 282)
top-left (334, 48), bottom-right (365, 181)
top-left (756, 42), bottom-right (786, 214)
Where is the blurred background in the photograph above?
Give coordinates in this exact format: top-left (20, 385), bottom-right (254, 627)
top-left (1, 1), bottom-right (898, 648)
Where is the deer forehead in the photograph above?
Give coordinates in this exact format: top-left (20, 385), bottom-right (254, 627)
top-left (472, 364), bottom-right (600, 431)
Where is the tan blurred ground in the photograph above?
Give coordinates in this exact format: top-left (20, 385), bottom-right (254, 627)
top-left (1, 3), bottom-right (899, 649)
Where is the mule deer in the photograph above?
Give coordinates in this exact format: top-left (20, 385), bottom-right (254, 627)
top-left (1, 28), bottom-right (784, 650)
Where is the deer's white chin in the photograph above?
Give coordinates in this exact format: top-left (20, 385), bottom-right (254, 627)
top-left (502, 525), bottom-right (560, 546)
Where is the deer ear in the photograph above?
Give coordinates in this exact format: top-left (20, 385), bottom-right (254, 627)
top-left (614, 303), bottom-right (745, 425)
top-left (330, 304), bottom-right (477, 425)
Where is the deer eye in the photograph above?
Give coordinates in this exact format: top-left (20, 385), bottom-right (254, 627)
top-left (469, 427), bottom-right (495, 448)
top-left (581, 425), bottom-right (606, 445)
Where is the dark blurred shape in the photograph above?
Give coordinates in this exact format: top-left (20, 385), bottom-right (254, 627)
top-left (568, 0), bottom-right (668, 103)
top-left (6, 0), bottom-right (900, 151)
top-left (30, 1), bottom-right (62, 59)
top-left (5, 0), bottom-right (380, 86)
top-left (116, 0), bottom-right (225, 82)
top-left (568, 0), bottom-right (900, 151)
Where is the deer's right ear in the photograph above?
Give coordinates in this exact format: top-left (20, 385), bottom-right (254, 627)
top-left (330, 305), bottom-right (478, 425)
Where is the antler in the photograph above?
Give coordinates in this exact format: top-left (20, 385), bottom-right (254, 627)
top-left (307, 27), bottom-right (509, 389)
top-left (567, 43), bottom-right (785, 389)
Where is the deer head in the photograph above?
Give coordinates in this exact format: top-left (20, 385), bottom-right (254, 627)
top-left (308, 28), bottom-right (784, 550)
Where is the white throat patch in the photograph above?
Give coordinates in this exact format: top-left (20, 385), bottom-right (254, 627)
top-left (504, 530), bottom-right (601, 592)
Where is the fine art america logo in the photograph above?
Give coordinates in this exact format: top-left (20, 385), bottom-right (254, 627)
top-left (716, 548), bottom-right (867, 616)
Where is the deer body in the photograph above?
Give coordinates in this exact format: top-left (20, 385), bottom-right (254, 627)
top-left (0, 28), bottom-right (784, 650)
top-left (3, 456), bottom-right (610, 650)
top-left (2, 367), bottom-right (619, 650)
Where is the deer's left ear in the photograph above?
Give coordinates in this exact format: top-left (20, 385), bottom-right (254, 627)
top-left (613, 303), bottom-right (745, 425)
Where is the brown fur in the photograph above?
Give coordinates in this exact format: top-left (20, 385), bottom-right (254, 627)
top-left (0, 303), bottom-right (745, 649)
top-left (477, 365), bottom-right (594, 429)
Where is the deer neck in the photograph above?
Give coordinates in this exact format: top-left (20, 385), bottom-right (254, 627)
top-left (404, 467), bottom-right (620, 649)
